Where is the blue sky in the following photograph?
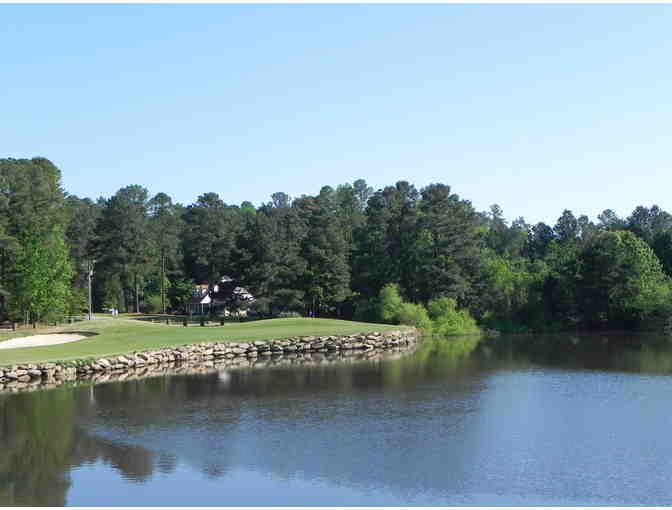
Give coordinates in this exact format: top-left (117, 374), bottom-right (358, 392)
top-left (1, 4), bottom-right (671, 225)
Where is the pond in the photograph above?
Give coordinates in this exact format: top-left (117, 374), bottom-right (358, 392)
top-left (2, 333), bottom-right (672, 506)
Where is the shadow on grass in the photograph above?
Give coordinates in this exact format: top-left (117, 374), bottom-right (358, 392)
top-left (54, 331), bottom-right (99, 337)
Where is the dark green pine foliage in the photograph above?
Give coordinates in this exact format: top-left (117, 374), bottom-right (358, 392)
top-left (652, 230), bottom-right (672, 277)
top-left (64, 196), bottom-right (101, 290)
top-left (553, 209), bottom-right (580, 245)
top-left (352, 181), bottom-right (419, 301)
top-left (525, 222), bottom-right (555, 260)
top-left (626, 205), bottom-right (672, 247)
top-left (181, 193), bottom-right (241, 284)
top-left (412, 183), bottom-right (484, 306)
top-left (597, 209), bottom-right (626, 232)
top-left (295, 186), bottom-right (351, 316)
top-left (91, 185), bottom-right (153, 312)
top-left (542, 239), bottom-right (581, 327)
top-left (242, 192), bottom-right (308, 315)
top-left (148, 192), bottom-right (184, 313)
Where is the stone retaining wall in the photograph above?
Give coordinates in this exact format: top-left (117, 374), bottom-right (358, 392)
top-left (0, 329), bottom-right (419, 394)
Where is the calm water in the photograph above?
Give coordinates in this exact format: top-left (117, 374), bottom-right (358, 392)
top-left (3, 333), bottom-right (672, 506)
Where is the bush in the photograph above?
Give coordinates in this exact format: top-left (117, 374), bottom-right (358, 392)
top-left (369, 283), bottom-right (481, 335)
top-left (427, 297), bottom-right (480, 336)
top-left (143, 294), bottom-right (163, 314)
top-left (396, 302), bottom-right (433, 330)
top-left (378, 283), bottom-right (403, 323)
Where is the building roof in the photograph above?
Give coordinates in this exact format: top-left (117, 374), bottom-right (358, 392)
top-left (187, 295), bottom-right (211, 305)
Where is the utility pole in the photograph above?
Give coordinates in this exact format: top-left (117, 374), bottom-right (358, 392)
top-left (87, 260), bottom-right (95, 320)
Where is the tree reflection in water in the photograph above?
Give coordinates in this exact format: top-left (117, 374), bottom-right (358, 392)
top-left (0, 337), bottom-right (481, 506)
top-left (4, 334), bottom-right (672, 506)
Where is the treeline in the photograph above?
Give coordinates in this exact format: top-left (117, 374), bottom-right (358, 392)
top-left (1, 157), bottom-right (672, 332)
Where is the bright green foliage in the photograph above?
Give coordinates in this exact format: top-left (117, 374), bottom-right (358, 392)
top-left (378, 283), bottom-right (404, 323)
top-left (427, 297), bottom-right (480, 336)
top-left (580, 230), bottom-right (672, 327)
top-left (396, 302), bottom-right (433, 331)
top-left (376, 283), bottom-right (478, 334)
top-left (480, 256), bottom-right (549, 332)
top-left (9, 227), bottom-right (73, 322)
top-left (0, 158), bottom-right (73, 322)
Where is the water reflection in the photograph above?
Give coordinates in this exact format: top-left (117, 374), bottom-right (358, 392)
top-left (0, 386), bottom-right (165, 505)
top-left (3, 333), bottom-right (672, 506)
top-left (484, 332), bottom-right (672, 374)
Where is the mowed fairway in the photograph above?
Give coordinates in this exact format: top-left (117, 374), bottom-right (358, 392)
top-left (0, 318), bottom-right (404, 366)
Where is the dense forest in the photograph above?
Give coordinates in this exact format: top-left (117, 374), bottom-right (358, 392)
top-left (1, 157), bottom-right (671, 333)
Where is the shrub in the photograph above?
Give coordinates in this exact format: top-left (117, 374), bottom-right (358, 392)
top-left (378, 283), bottom-right (403, 323)
top-left (143, 294), bottom-right (163, 314)
top-left (428, 297), bottom-right (480, 336)
top-left (396, 302), bottom-right (433, 330)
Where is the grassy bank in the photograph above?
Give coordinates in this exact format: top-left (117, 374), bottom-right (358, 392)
top-left (0, 318), bottom-right (404, 366)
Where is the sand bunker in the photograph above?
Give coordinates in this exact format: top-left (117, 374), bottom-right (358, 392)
top-left (0, 333), bottom-right (87, 350)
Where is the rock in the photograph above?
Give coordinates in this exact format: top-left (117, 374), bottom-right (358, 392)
top-left (0, 330), bottom-right (420, 394)
top-left (97, 358), bottom-right (112, 368)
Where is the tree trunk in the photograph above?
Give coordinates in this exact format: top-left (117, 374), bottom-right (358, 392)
top-left (161, 252), bottom-right (166, 314)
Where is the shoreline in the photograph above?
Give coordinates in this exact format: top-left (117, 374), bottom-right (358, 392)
top-left (0, 329), bottom-right (419, 394)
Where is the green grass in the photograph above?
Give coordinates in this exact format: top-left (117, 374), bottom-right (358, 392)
top-left (0, 324), bottom-right (76, 342)
top-left (0, 317), bottom-right (405, 366)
